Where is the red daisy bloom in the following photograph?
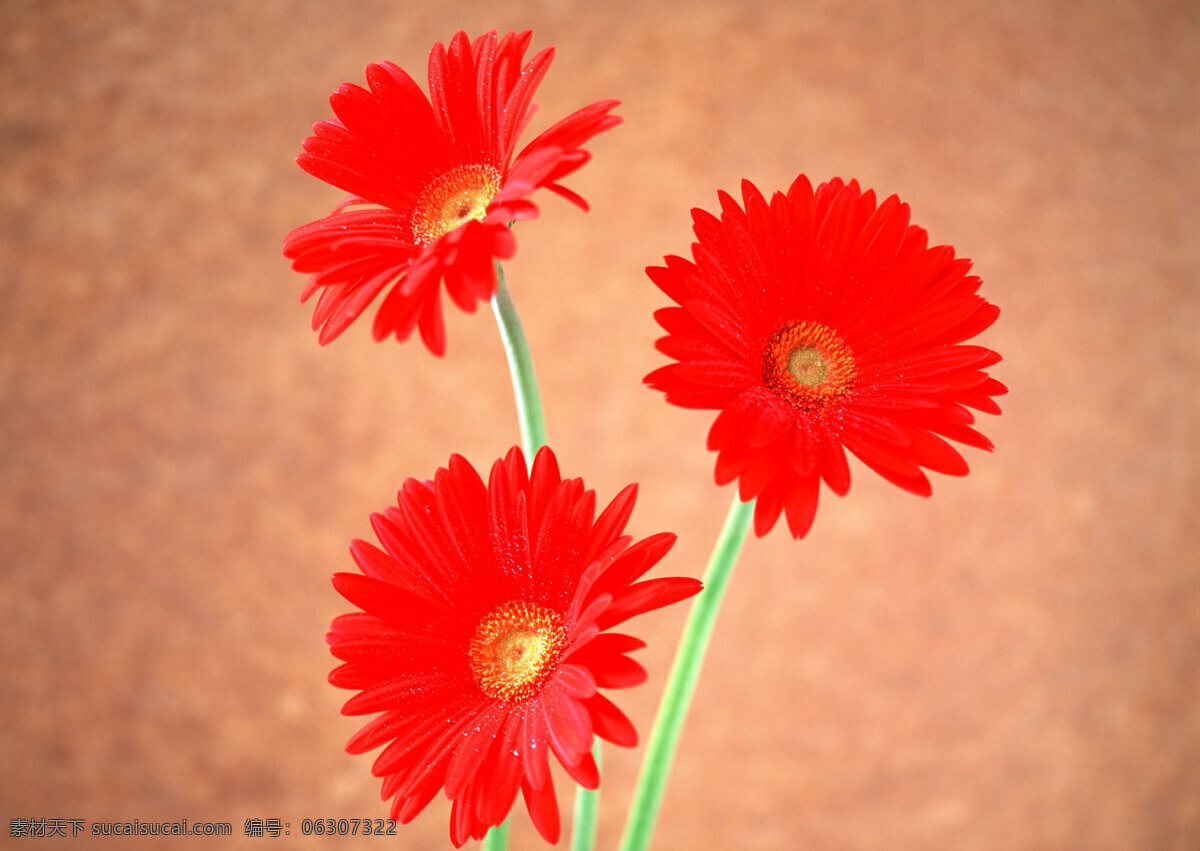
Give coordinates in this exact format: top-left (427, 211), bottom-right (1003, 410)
top-left (328, 446), bottom-right (701, 846)
top-left (283, 31), bottom-right (620, 354)
top-left (646, 175), bottom-right (1006, 539)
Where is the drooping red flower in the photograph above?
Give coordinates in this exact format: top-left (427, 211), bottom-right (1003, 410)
top-left (646, 175), bottom-right (1006, 538)
top-left (328, 446), bottom-right (700, 846)
top-left (283, 31), bottom-right (620, 354)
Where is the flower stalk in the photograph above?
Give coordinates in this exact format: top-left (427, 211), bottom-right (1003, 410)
top-left (570, 745), bottom-right (601, 851)
top-left (489, 261), bottom-right (602, 850)
top-left (619, 495), bottom-right (755, 851)
top-left (491, 262), bottom-right (547, 457)
top-left (480, 821), bottom-right (508, 851)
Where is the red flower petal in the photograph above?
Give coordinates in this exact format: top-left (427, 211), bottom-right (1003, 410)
top-left (521, 774), bottom-right (560, 844)
top-left (586, 691), bottom-right (639, 747)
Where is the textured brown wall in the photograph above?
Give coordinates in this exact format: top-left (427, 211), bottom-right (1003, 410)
top-left (2, 0), bottom-right (1197, 848)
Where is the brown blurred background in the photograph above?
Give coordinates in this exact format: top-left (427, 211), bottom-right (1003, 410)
top-left (2, 0), bottom-right (1197, 848)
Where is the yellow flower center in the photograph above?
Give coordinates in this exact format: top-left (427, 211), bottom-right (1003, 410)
top-left (762, 320), bottom-right (857, 411)
top-left (468, 601), bottom-right (567, 702)
top-left (410, 163), bottom-right (501, 245)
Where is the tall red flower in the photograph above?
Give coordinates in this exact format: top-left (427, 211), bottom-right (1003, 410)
top-left (283, 31), bottom-right (620, 354)
top-left (646, 175), bottom-right (1006, 538)
top-left (328, 446), bottom-right (700, 846)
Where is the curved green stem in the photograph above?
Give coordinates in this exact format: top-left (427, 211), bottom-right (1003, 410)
top-left (489, 262), bottom-right (601, 849)
top-left (490, 262), bottom-right (547, 457)
top-left (619, 496), bottom-right (755, 851)
top-left (481, 820), bottom-right (508, 851)
top-left (570, 742), bottom-right (601, 851)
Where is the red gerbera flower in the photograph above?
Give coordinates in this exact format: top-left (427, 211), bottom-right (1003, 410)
top-left (328, 446), bottom-right (701, 846)
top-left (646, 175), bottom-right (1006, 539)
top-left (283, 31), bottom-right (620, 354)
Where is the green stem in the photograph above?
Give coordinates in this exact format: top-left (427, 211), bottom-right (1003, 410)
top-left (481, 820), bottom-right (508, 851)
top-left (570, 743), bottom-right (601, 851)
top-left (490, 262), bottom-right (547, 457)
top-left (619, 496), bottom-right (755, 851)
top-left (489, 262), bottom-right (601, 849)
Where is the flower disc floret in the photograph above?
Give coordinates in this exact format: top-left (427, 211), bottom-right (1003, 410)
top-left (762, 320), bottom-right (857, 411)
top-left (469, 601), bottom-right (566, 701)
top-left (411, 164), bottom-right (501, 245)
